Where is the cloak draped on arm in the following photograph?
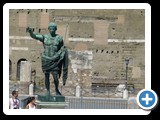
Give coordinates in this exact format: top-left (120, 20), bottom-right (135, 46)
top-left (41, 46), bottom-right (68, 85)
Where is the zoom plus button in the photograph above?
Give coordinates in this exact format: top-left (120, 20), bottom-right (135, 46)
top-left (137, 89), bottom-right (158, 110)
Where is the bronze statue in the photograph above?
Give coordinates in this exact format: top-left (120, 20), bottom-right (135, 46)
top-left (26, 22), bottom-right (68, 96)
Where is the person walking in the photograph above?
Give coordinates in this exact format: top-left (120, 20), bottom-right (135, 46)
top-left (25, 97), bottom-right (36, 109)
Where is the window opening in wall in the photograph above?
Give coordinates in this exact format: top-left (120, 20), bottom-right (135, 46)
top-left (39, 29), bottom-right (41, 33)
top-left (101, 50), bottom-right (104, 53)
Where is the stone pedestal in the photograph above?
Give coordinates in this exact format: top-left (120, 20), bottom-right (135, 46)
top-left (36, 94), bottom-right (68, 109)
top-left (37, 94), bottom-right (65, 102)
top-left (36, 101), bottom-right (69, 109)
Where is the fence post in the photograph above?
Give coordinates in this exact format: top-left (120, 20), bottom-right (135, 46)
top-left (76, 85), bottom-right (81, 97)
top-left (29, 81), bottom-right (34, 95)
top-left (123, 89), bottom-right (128, 99)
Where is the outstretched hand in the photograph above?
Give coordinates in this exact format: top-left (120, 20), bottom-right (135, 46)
top-left (26, 27), bottom-right (32, 33)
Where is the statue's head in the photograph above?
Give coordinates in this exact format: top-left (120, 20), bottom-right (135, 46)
top-left (48, 22), bottom-right (57, 31)
top-left (48, 22), bottom-right (57, 35)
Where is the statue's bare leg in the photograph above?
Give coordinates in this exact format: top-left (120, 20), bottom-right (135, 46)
top-left (51, 71), bottom-right (61, 95)
top-left (45, 73), bottom-right (50, 95)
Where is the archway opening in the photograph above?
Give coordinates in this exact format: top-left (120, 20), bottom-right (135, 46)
top-left (16, 58), bottom-right (27, 80)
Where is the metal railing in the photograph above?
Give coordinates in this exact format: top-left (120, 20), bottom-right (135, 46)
top-left (9, 81), bottom-right (136, 98)
top-left (11, 84), bottom-right (136, 98)
top-left (9, 82), bottom-right (140, 109)
top-left (65, 96), bottom-right (128, 109)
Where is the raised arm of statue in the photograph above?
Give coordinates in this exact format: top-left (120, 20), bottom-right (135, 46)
top-left (26, 27), bottom-right (44, 42)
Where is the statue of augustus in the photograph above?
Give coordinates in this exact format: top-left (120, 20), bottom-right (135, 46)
top-left (27, 22), bottom-right (68, 96)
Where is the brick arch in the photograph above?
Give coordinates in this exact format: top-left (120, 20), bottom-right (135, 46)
top-left (16, 58), bottom-right (27, 80)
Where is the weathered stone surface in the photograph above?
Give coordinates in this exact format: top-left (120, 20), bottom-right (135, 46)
top-left (18, 13), bottom-right (27, 27)
top-left (20, 61), bottom-right (32, 82)
top-left (132, 67), bottom-right (141, 78)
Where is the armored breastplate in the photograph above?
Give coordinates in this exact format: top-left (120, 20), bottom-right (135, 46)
top-left (43, 35), bottom-right (59, 57)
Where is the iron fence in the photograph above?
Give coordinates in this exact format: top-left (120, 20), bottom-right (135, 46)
top-left (65, 96), bottom-right (128, 109)
top-left (9, 81), bottom-right (137, 98)
top-left (34, 86), bottom-right (121, 97)
top-left (9, 82), bottom-right (140, 109)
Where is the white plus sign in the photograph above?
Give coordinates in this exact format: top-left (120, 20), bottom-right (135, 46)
top-left (142, 93), bottom-right (153, 105)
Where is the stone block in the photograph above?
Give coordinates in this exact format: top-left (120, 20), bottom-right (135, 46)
top-left (20, 61), bottom-right (32, 82)
top-left (18, 13), bottom-right (27, 27)
top-left (40, 13), bottom-right (49, 28)
top-left (93, 20), bottom-right (109, 45)
top-left (132, 67), bottom-right (141, 78)
top-left (74, 43), bottom-right (88, 51)
top-left (116, 15), bottom-right (125, 24)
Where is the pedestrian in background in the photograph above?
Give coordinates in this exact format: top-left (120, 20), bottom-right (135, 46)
top-left (9, 90), bottom-right (20, 109)
top-left (25, 96), bottom-right (36, 109)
